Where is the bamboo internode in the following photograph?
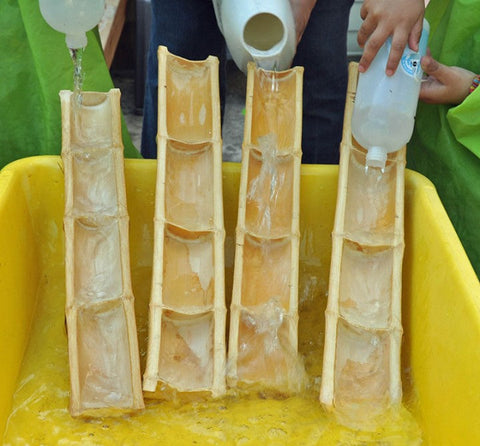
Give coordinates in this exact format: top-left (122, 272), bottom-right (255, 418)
top-left (60, 89), bottom-right (144, 417)
top-left (227, 63), bottom-right (306, 393)
top-left (143, 47), bottom-right (227, 398)
top-left (320, 63), bottom-right (405, 427)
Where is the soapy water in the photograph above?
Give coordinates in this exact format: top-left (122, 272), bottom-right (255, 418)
top-left (234, 297), bottom-right (307, 394)
top-left (69, 47), bottom-right (85, 105)
top-left (343, 150), bottom-right (398, 246)
top-left (2, 261), bottom-right (424, 445)
top-left (246, 112), bottom-right (287, 235)
top-left (246, 69), bottom-right (293, 237)
top-left (246, 136), bottom-right (283, 235)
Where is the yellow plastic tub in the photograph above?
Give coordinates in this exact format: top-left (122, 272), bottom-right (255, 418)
top-left (0, 156), bottom-right (479, 445)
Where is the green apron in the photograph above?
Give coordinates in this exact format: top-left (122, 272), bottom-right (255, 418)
top-left (0, 0), bottom-right (141, 169)
top-left (408, 0), bottom-right (480, 277)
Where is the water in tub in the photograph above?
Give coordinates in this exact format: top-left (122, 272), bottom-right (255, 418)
top-left (2, 257), bottom-right (423, 444)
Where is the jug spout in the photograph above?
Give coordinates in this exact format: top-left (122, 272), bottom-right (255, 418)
top-left (246, 47), bottom-right (286, 72)
top-left (243, 13), bottom-right (289, 71)
top-left (214, 0), bottom-right (296, 73)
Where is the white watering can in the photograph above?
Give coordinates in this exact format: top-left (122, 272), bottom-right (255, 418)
top-left (212, 0), bottom-right (296, 73)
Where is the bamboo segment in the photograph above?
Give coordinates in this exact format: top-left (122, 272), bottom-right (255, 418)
top-left (227, 63), bottom-right (306, 394)
top-left (143, 46), bottom-right (226, 398)
top-left (320, 63), bottom-right (405, 427)
top-left (60, 89), bottom-right (144, 417)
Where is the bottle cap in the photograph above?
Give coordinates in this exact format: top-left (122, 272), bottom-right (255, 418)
top-left (366, 146), bottom-right (388, 170)
top-left (66, 33), bottom-right (88, 50)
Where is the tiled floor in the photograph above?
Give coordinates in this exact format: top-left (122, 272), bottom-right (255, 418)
top-left (112, 60), bottom-right (246, 162)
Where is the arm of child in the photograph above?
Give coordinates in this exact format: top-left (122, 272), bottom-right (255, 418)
top-left (289, 0), bottom-right (317, 44)
top-left (357, 0), bottom-right (425, 75)
top-left (420, 53), bottom-right (478, 104)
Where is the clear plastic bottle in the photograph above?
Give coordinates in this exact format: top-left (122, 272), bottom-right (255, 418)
top-left (39, 0), bottom-right (105, 49)
top-left (352, 20), bottom-right (430, 170)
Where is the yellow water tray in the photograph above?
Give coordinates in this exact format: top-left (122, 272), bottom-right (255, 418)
top-left (0, 156), bottom-right (479, 445)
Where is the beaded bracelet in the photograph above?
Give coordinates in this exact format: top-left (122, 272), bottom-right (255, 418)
top-left (469, 74), bottom-right (480, 94)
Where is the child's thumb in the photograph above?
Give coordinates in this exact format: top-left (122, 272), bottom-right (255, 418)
top-left (421, 54), bottom-right (447, 80)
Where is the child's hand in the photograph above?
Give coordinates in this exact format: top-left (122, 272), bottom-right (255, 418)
top-left (357, 0), bottom-right (424, 75)
top-left (420, 53), bottom-right (476, 104)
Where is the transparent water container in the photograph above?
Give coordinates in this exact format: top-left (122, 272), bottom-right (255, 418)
top-left (352, 20), bottom-right (430, 170)
top-left (39, 0), bottom-right (105, 49)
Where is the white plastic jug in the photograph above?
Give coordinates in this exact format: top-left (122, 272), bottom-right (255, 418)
top-left (212, 0), bottom-right (296, 73)
top-left (351, 20), bottom-right (430, 170)
top-left (39, 0), bottom-right (105, 49)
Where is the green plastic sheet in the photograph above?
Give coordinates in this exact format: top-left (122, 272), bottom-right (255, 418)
top-left (408, 0), bottom-right (480, 277)
top-left (0, 0), bottom-right (141, 170)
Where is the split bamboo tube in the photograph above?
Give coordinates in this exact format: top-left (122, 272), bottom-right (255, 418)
top-left (143, 46), bottom-right (226, 398)
top-left (60, 89), bottom-right (144, 417)
top-left (227, 63), bottom-right (306, 394)
top-left (320, 63), bottom-right (405, 427)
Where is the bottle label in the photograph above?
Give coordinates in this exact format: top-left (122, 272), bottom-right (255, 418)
top-left (387, 23), bottom-right (429, 81)
top-left (385, 39), bottom-right (422, 80)
top-left (400, 50), bottom-right (423, 79)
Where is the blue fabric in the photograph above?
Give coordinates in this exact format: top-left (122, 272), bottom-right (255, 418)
top-left (141, 0), bottom-right (354, 163)
top-left (293, 0), bottom-right (354, 163)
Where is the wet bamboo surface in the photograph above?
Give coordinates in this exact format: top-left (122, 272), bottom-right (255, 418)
top-left (60, 89), bottom-right (144, 417)
top-left (227, 63), bottom-right (306, 393)
top-left (320, 63), bottom-right (405, 427)
top-left (143, 46), bottom-right (227, 398)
